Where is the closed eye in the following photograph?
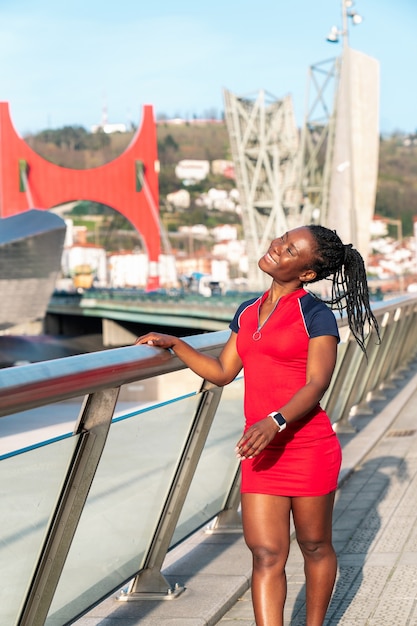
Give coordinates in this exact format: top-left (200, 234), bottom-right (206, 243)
top-left (280, 235), bottom-right (295, 256)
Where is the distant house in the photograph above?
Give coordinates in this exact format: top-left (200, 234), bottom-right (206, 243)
top-left (90, 107), bottom-right (127, 134)
top-left (91, 123), bottom-right (127, 134)
top-left (175, 160), bottom-right (210, 184)
top-left (212, 159), bottom-right (235, 179)
top-left (166, 189), bottom-right (191, 210)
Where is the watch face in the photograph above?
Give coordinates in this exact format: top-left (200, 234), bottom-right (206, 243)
top-left (275, 413), bottom-right (286, 426)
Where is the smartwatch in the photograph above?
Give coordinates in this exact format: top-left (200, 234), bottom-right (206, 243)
top-left (268, 411), bottom-right (287, 432)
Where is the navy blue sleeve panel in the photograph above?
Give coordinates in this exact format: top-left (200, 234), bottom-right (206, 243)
top-left (300, 293), bottom-right (340, 342)
top-left (229, 296), bottom-right (259, 333)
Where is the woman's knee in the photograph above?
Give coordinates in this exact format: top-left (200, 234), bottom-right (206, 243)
top-left (296, 537), bottom-right (334, 562)
top-left (248, 542), bottom-right (289, 571)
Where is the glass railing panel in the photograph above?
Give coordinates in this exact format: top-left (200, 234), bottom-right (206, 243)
top-left (115, 368), bottom-right (203, 410)
top-left (0, 397), bottom-right (85, 458)
top-left (171, 376), bottom-right (244, 546)
top-left (46, 391), bottom-right (202, 626)
top-left (0, 436), bottom-right (80, 626)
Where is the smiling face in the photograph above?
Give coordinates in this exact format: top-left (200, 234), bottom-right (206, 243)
top-left (258, 226), bottom-right (318, 287)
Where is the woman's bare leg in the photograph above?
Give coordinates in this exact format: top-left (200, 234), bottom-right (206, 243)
top-left (292, 492), bottom-right (337, 626)
top-left (241, 493), bottom-right (292, 626)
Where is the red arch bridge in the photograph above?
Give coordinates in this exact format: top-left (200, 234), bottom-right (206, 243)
top-left (0, 102), bottom-right (161, 290)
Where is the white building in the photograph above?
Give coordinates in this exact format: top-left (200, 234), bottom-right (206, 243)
top-left (159, 254), bottom-right (178, 287)
top-left (210, 259), bottom-right (229, 282)
top-left (212, 239), bottom-right (248, 276)
top-left (212, 224), bottom-right (238, 242)
top-left (197, 188), bottom-right (239, 212)
top-left (178, 224), bottom-right (210, 238)
top-left (166, 189), bottom-right (191, 210)
top-left (211, 159), bottom-right (235, 178)
top-left (108, 251), bottom-right (178, 289)
top-left (108, 252), bottom-right (148, 288)
top-left (175, 160), bottom-right (210, 184)
top-left (91, 122), bottom-right (127, 134)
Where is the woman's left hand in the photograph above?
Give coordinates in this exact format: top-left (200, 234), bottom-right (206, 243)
top-left (235, 416), bottom-right (278, 460)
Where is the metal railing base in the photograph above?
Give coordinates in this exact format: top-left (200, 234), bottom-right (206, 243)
top-left (349, 403), bottom-right (374, 417)
top-left (334, 420), bottom-right (358, 434)
top-left (205, 509), bottom-right (242, 534)
top-left (117, 583), bottom-right (186, 602)
top-left (116, 568), bottom-right (185, 602)
top-left (367, 390), bottom-right (388, 401)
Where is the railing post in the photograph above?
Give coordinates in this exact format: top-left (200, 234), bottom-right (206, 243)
top-left (17, 387), bottom-right (120, 626)
top-left (118, 380), bottom-right (224, 601)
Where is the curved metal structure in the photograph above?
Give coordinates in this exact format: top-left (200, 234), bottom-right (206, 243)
top-left (0, 102), bottom-right (161, 290)
top-left (0, 209), bottom-right (66, 331)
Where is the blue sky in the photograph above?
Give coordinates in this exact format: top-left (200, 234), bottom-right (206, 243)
top-left (0, 0), bottom-right (415, 136)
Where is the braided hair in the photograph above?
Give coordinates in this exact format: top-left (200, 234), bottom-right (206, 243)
top-left (305, 224), bottom-right (380, 354)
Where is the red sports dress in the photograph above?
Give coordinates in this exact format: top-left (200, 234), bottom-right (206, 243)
top-left (229, 287), bottom-right (342, 497)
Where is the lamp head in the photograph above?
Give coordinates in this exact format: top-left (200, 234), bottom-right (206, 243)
top-left (326, 26), bottom-right (340, 43)
top-left (351, 12), bottom-right (363, 24)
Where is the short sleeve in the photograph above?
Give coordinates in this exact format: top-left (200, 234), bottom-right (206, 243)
top-left (301, 294), bottom-right (340, 342)
top-left (229, 297), bottom-right (259, 334)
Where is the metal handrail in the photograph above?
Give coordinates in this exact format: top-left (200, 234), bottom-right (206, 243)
top-left (0, 331), bottom-right (230, 418)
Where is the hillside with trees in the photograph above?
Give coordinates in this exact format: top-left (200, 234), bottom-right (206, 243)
top-left (375, 134), bottom-right (417, 235)
top-left (24, 123), bottom-right (417, 236)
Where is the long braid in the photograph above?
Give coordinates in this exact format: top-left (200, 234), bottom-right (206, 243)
top-left (306, 225), bottom-right (380, 354)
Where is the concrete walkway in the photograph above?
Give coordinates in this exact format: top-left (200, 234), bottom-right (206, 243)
top-left (76, 361), bottom-right (417, 625)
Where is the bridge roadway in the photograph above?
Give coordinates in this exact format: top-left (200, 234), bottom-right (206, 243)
top-left (48, 290), bottom-right (245, 333)
top-left (75, 359), bottom-right (417, 625)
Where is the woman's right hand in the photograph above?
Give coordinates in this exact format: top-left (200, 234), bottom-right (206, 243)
top-left (136, 330), bottom-right (242, 388)
top-left (135, 332), bottom-right (179, 350)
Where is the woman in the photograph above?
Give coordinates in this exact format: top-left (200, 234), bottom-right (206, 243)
top-left (136, 225), bottom-right (380, 626)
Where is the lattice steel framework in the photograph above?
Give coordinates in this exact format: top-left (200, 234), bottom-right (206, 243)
top-left (225, 48), bottom-right (378, 285)
top-left (223, 89), bottom-right (301, 290)
top-left (297, 56), bottom-right (340, 226)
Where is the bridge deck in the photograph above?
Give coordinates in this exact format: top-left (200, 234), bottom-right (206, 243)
top-left (75, 361), bottom-right (417, 625)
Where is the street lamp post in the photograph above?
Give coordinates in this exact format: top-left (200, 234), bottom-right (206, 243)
top-left (326, 0), bottom-right (363, 47)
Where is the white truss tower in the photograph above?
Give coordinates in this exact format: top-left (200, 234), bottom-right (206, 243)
top-left (296, 57), bottom-right (340, 227)
top-left (223, 89), bottom-right (301, 291)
